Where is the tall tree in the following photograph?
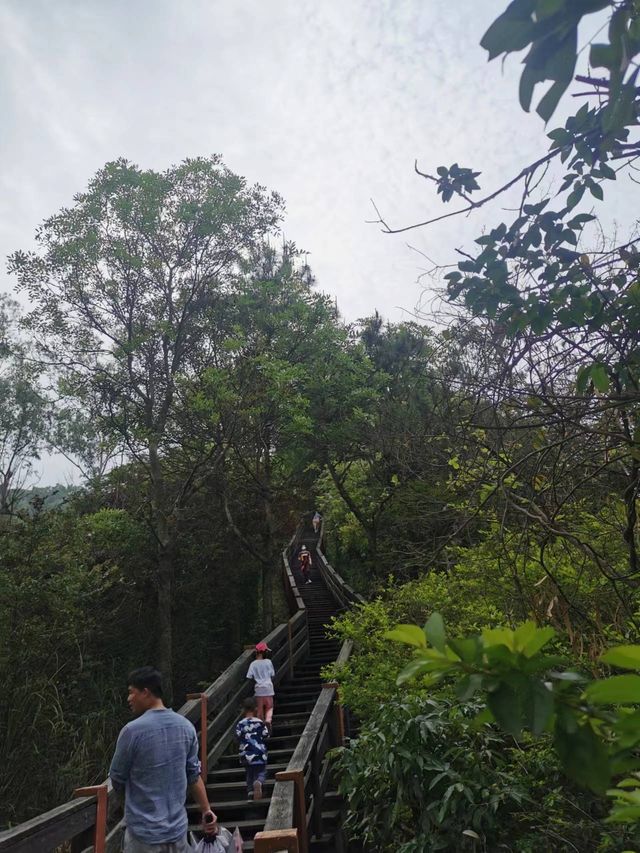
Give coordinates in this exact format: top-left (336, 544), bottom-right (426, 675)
top-left (199, 242), bottom-right (341, 628)
top-left (9, 156), bottom-right (283, 693)
top-left (0, 296), bottom-right (48, 515)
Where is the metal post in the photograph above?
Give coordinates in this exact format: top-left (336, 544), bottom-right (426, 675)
top-left (186, 692), bottom-right (208, 780)
top-left (73, 785), bottom-right (108, 853)
top-left (276, 770), bottom-right (308, 853)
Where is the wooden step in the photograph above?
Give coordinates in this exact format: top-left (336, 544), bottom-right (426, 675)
top-left (218, 748), bottom-right (294, 765)
top-left (206, 779), bottom-right (275, 800)
top-left (207, 762), bottom-right (288, 781)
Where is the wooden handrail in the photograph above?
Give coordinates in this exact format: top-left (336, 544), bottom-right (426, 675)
top-left (258, 520), bottom-right (359, 852)
top-left (0, 796), bottom-right (100, 852)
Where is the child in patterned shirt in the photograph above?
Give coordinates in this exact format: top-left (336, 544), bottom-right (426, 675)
top-left (235, 696), bottom-right (270, 800)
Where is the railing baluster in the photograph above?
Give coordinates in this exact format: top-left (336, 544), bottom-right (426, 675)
top-left (72, 785), bottom-right (108, 853)
top-left (274, 770), bottom-right (308, 853)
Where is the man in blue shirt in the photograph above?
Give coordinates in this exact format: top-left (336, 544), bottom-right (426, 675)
top-left (110, 667), bottom-right (217, 852)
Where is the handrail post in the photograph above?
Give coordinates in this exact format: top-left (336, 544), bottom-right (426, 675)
top-left (73, 785), bottom-right (108, 853)
top-left (276, 770), bottom-right (308, 853)
top-left (254, 828), bottom-right (300, 852)
top-left (186, 692), bottom-right (208, 780)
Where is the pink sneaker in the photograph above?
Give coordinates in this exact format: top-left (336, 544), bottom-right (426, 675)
top-left (253, 779), bottom-right (263, 800)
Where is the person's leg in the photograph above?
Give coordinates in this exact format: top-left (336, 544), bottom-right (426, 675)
top-left (253, 762), bottom-right (266, 800)
top-left (246, 763), bottom-right (256, 798)
top-left (122, 830), bottom-right (158, 853)
top-left (256, 695), bottom-right (266, 721)
top-left (264, 695), bottom-right (274, 725)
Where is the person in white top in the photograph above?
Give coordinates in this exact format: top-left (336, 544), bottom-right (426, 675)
top-left (246, 642), bottom-right (275, 729)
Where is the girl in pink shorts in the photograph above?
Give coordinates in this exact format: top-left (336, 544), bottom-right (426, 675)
top-left (247, 642), bottom-right (275, 729)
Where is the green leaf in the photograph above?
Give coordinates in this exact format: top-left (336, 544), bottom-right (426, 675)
top-left (598, 161), bottom-right (616, 181)
top-left (589, 182), bottom-right (604, 201)
top-left (384, 624), bottom-right (427, 648)
top-left (591, 363), bottom-right (609, 392)
top-left (519, 64), bottom-right (538, 113)
top-left (396, 657), bottom-right (432, 685)
top-left (590, 43), bottom-right (617, 70)
top-left (566, 184), bottom-right (585, 211)
top-left (601, 646), bottom-right (640, 671)
top-left (585, 675), bottom-right (640, 705)
top-left (481, 3), bottom-right (537, 60)
top-left (424, 612), bottom-right (446, 652)
top-left (455, 673), bottom-right (483, 701)
top-left (537, 79), bottom-right (569, 123)
top-left (555, 721), bottom-right (610, 793)
top-left (487, 678), bottom-right (524, 736)
top-left (448, 636), bottom-right (482, 664)
top-left (526, 680), bottom-right (554, 735)
top-left (522, 626), bottom-right (556, 657)
top-left (576, 365), bottom-right (591, 394)
top-left (482, 626), bottom-right (515, 651)
top-left (472, 706), bottom-right (495, 728)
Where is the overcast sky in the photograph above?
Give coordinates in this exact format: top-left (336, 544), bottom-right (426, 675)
top-left (0, 0), bottom-right (634, 484)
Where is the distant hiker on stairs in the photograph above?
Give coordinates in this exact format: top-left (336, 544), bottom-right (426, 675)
top-left (298, 544), bottom-right (312, 584)
top-left (235, 696), bottom-right (270, 801)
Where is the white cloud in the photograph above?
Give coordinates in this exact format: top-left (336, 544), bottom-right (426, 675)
top-left (0, 0), bottom-right (635, 482)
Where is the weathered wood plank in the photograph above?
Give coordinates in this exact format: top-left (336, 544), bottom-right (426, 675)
top-left (264, 780), bottom-right (295, 831)
top-left (0, 797), bottom-right (96, 853)
top-left (285, 688), bottom-right (335, 775)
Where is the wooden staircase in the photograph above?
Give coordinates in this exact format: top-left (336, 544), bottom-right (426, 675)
top-left (189, 541), bottom-right (344, 850)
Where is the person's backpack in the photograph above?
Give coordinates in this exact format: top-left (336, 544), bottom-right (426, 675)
top-left (193, 826), bottom-right (243, 853)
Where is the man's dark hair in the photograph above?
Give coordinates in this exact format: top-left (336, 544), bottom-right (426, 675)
top-left (243, 696), bottom-right (257, 713)
top-left (128, 666), bottom-right (163, 698)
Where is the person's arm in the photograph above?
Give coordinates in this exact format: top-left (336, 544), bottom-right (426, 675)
top-left (186, 729), bottom-right (216, 834)
top-left (109, 727), bottom-right (133, 793)
top-left (188, 777), bottom-right (217, 834)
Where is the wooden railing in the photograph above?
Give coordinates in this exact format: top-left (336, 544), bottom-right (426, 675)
top-left (0, 524), bottom-right (309, 853)
top-left (254, 534), bottom-right (358, 853)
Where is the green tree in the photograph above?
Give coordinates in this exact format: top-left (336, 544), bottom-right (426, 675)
top-left (201, 242), bottom-right (342, 628)
top-left (0, 296), bottom-right (48, 515)
top-left (8, 156), bottom-right (283, 694)
top-left (370, 1), bottom-right (640, 605)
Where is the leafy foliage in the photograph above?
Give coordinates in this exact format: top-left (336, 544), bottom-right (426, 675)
top-left (386, 613), bottom-right (640, 824)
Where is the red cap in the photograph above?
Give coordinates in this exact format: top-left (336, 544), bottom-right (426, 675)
top-left (255, 642), bottom-right (271, 652)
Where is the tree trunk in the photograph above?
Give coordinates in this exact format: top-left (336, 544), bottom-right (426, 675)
top-left (325, 457), bottom-right (378, 560)
top-left (261, 438), bottom-right (275, 632)
top-left (261, 563), bottom-right (273, 633)
top-left (149, 439), bottom-right (174, 703)
top-left (156, 539), bottom-right (174, 703)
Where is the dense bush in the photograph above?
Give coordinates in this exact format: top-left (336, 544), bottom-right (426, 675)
top-left (334, 695), bottom-right (639, 852)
